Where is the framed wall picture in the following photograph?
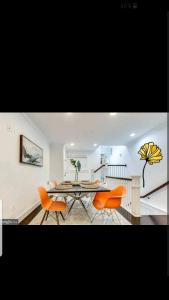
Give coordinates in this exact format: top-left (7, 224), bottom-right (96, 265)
top-left (20, 135), bottom-right (43, 167)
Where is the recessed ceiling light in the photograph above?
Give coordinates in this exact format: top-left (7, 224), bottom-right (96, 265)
top-left (66, 113), bottom-right (73, 115)
top-left (93, 144), bottom-right (98, 147)
top-left (109, 113), bottom-right (117, 116)
top-left (130, 133), bottom-right (136, 137)
top-left (70, 143), bottom-right (75, 146)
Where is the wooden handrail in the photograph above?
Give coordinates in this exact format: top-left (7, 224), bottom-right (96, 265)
top-left (106, 176), bottom-right (132, 182)
top-left (94, 165), bottom-right (105, 173)
top-left (94, 164), bottom-right (127, 173)
top-left (141, 181), bottom-right (169, 198)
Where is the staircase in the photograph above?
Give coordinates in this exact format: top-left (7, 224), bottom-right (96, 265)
top-left (92, 164), bottom-right (127, 181)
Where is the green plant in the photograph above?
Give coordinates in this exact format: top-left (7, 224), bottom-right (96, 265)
top-left (70, 159), bottom-right (81, 181)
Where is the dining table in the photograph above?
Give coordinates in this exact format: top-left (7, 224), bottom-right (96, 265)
top-left (47, 184), bottom-right (111, 222)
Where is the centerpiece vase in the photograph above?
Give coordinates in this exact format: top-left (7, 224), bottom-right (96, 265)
top-left (75, 169), bottom-right (78, 182)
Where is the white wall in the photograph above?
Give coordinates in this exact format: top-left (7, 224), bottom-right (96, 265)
top-left (0, 113), bottom-right (50, 220)
top-left (64, 147), bottom-right (103, 180)
top-left (127, 122), bottom-right (167, 212)
top-left (107, 121), bottom-right (167, 212)
top-left (109, 146), bottom-right (133, 176)
top-left (127, 123), bottom-right (167, 186)
top-left (65, 150), bottom-right (93, 181)
top-left (50, 143), bottom-right (65, 182)
top-left (87, 146), bottom-right (103, 171)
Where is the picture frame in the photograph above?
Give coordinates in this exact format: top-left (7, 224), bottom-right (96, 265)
top-left (20, 135), bottom-right (43, 167)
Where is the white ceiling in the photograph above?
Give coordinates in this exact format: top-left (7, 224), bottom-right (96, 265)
top-left (27, 113), bottom-right (167, 150)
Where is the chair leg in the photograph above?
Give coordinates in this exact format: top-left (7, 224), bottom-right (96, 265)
top-left (64, 196), bottom-right (73, 206)
top-left (40, 210), bottom-right (47, 225)
top-left (91, 212), bottom-right (98, 223)
top-left (60, 212), bottom-right (65, 221)
top-left (55, 212), bottom-right (60, 225)
top-left (46, 211), bottom-right (49, 221)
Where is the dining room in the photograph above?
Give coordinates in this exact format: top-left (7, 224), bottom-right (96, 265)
top-left (0, 112), bottom-right (167, 226)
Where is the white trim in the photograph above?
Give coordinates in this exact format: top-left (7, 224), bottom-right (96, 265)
top-left (140, 199), bottom-right (167, 214)
top-left (17, 201), bottom-right (40, 223)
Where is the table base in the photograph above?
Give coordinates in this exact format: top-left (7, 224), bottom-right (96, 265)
top-left (65, 193), bottom-right (92, 222)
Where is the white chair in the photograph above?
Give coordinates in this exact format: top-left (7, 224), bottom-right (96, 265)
top-left (46, 181), bottom-right (58, 200)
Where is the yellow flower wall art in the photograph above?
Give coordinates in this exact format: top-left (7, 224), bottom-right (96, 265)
top-left (138, 142), bottom-right (163, 188)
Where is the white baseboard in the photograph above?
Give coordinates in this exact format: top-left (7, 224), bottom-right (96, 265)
top-left (17, 202), bottom-right (41, 223)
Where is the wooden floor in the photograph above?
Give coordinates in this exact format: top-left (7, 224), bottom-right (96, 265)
top-left (140, 201), bottom-right (168, 225)
top-left (118, 203), bottom-right (168, 225)
top-left (20, 198), bottom-right (168, 226)
top-left (140, 215), bottom-right (168, 225)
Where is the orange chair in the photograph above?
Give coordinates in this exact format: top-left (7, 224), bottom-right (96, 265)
top-left (92, 186), bottom-right (126, 224)
top-left (38, 187), bottom-right (67, 225)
